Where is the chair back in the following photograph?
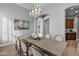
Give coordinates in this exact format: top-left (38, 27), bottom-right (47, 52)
top-left (16, 39), bottom-right (20, 48)
top-left (20, 40), bottom-right (28, 56)
top-left (15, 38), bottom-right (21, 55)
top-left (21, 41), bottom-right (27, 53)
top-left (54, 35), bottom-right (64, 42)
top-left (20, 40), bottom-right (32, 56)
top-left (45, 34), bottom-right (51, 39)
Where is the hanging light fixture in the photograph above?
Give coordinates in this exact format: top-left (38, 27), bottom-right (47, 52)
top-left (29, 5), bottom-right (41, 16)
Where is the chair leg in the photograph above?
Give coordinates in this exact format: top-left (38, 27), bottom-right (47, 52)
top-left (27, 46), bottom-right (29, 56)
top-left (19, 43), bottom-right (22, 56)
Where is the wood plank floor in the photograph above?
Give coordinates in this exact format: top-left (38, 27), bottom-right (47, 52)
top-left (0, 44), bottom-right (18, 56)
top-left (63, 40), bottom-right (79, 56)
top-left (0, 40), bottom-right (79, 56)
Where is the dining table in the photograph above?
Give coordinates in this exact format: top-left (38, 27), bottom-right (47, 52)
top-left (19, 37), bottom-right (67, 56)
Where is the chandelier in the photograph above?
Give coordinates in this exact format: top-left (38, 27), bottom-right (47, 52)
top-left (29, 5), bottom-right (41, 16)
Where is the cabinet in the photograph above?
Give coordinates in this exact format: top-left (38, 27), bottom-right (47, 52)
top-left (66, 19), bottom-right (76, 40)
top-left (66, 32), bottom-right (76, 40)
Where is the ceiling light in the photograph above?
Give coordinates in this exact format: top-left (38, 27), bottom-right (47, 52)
top-left (75, 10), bottom-right (79, 13)
top-left (29, 5), bottom-right (41, 16)
top-left (71, 8), bottom-right (74, 10)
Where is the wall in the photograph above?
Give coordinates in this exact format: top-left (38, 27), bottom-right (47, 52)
top-left (76, 16), bottom-right (79, 39)
top-left (0, 3), bottom-right (33, 43)
top-left (40, 3), bottom-right (79, 40)
top-left (0, 4), bottom-right (3, 43)
top-left (74, 15), bottom-right (79, 40)
top-left (1, 3), bottom-right (79, 42)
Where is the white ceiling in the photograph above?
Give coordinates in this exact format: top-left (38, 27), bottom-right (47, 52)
top-left (16, 3), bottom-right (44, 9)
top-left (66, 5), bottom-right (79, 17)
top-left (16, 4), bottom-right (79, 17)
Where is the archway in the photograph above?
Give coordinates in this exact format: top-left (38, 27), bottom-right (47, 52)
top-left (65, 5), bottom-right (79, 41)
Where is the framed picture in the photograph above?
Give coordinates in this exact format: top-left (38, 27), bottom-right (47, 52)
top-left (14, 19), bottom-right (29, 30)
top-left (66, 19), bottom-right (74, 29)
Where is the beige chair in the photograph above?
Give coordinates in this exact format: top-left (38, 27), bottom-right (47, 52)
top-left (45, 34), bottom-right (51, 39)
top-left (15, 38), bottom-right (21, 55)
top-left (54, 35), bottom-right (64, 42)
top-left (20, 40), bottom-right (32, 56)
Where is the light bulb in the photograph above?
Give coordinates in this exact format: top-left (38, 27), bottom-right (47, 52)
top-left (71, 8), bottom-right (74, 10)
top-left (38, 8), bottom-right (41, 11)
top-left (75, 10), bottom-right (79, 13)
top-left (35, 8), bottom-right (37, 11)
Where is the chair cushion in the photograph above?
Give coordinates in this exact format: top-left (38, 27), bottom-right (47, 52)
top-left (21, 41), bottom-right (27, 52)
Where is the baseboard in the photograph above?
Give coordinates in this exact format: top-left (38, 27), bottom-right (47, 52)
top-left (0, 42), bottom-right (15, 47)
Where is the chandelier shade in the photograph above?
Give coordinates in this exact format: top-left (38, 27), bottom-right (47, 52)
top-left (29, 5), bottom-right (41, 16)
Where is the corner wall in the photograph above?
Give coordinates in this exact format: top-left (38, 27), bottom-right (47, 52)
top-left (0, 3), bottom-right (34, 43)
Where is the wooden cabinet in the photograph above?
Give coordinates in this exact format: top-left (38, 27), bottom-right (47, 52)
top-left (65, 19), bottom-right (76, 40)
top-left (66, 32), bottom-right (76, 40)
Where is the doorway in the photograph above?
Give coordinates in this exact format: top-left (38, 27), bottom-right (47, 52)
top-left (65, 5), bottom-right (79, 40)
top-left (44, 19), bottom-right (49, 36)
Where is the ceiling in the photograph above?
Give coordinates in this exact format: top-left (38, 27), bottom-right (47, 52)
top-left (16, 4), bottom-right (79, 17)
top-left (65, 5), bottom-right (79, 17)
top-left (16, 3), bottom-right (44, 9)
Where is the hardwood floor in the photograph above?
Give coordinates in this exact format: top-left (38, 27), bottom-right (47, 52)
top-left (63, 40), bottom-right (79, 56)
top-left (0, 40), bottom-right (79, 56)
top-left (0, 44), bottom-right (18, 56)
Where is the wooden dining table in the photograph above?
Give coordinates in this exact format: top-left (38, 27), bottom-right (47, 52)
top-left (20, 37), bottom-right (67, 56)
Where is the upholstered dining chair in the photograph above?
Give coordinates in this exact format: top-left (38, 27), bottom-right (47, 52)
top-left (20, 40), bottom-right (32, 56)
top-left (15, 38), bottom-right (21, 55)
top-left (54, 35), bottom-right (64, 42)
top-left (45, 34), bottom-right (51, 39)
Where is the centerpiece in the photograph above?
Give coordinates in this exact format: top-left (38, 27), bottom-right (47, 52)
top-left (29, 33), bottom-right (40, 40)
